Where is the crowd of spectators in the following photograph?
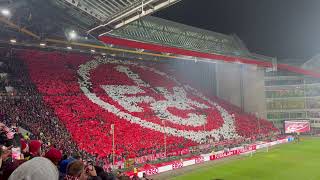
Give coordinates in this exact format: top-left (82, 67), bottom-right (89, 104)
top-left (0, 52), bottom-right (135, 179)
top-left (0, 122), bottom-right (140, 180)
top-left (0, 49), bottom-right (279, 179)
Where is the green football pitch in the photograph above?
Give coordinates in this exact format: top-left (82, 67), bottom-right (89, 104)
top-left (171, 137), bottom-right (320, 180)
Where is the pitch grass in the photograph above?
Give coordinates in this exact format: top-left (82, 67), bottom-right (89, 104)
top-left (171, 137), bottom-right (320, 180)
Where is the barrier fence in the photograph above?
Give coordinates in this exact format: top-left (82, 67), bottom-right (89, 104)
top-left (126, 137), bottom-right (292, 178)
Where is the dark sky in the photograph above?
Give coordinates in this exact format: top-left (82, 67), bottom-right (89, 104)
top-left (155, 0), bottom-right (320, 60)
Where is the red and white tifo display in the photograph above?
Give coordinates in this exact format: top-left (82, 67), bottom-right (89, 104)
top-left (18, 50), bottom-right (277, 158)
top-left (78, 58), bottom-right (239, 142)
top-left (284, 120), bottom-right (311, 133)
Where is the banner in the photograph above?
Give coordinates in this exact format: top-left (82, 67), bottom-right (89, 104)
top-left (135, 152), bottom-right (166, 164)
top-left (145, 167), bottom-right (159, 176)
top-left (167, 148), bottom-right (190, 157)
top-left (210, 149), bottom-right (238, 160)
top-left (135, 148), bottom-right (190, 164)
top-left (172, 161), bottom-right (184, 170)
top-left (209, 145), bottom-right (256, 160)
top-left (284, 120), bottom-right (310, 133)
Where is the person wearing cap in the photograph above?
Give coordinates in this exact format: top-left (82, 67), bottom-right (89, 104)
top-left (20, 139), bottom-right (31, 160)
top-left (20, 139), bottom-right (32, 161)
top-left (21, 140), bottom-right (28, 153)
top-left (28, 140), bottom-right (41, 158)
top-left (45, 147), bottom-right (62, 166)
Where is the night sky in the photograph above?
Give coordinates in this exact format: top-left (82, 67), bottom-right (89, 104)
top-left (155, 0), bottom-right (320, 60)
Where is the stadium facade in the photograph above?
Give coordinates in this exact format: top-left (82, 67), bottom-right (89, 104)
top-left (265, 57), bottom-right (320, 133)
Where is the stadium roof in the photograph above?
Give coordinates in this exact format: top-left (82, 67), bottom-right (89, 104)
top-left (106, 16), bottom-right (251, 57)
top-left (0, 0), bottom-right (181, 38)
top-left (1, 0), bottom-right (320, 78)
top-left (50, 0), bottom-right (182, 34)
top-left (0, 1), bottom-right (255, 60)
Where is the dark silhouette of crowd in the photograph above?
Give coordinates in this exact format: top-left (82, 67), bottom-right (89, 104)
top-left (0, 122), bottom-right (135, 180)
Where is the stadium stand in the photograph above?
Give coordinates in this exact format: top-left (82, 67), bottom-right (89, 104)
top-left (0, 49), bottom-right (278, 179)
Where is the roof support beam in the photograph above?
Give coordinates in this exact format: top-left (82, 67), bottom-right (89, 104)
top-left (0, 17), bottom-right (40, 39)
top-left (88, 0), bottom-right (158, 33)
top-left (111, 0), bottom-right (180, 30)
top-left (88, 0), bottom-right (181, 34)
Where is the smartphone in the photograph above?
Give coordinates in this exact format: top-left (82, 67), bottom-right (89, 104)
top-left (12, 147), bottom-right (21, 160)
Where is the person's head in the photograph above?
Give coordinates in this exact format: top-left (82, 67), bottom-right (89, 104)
top-left (20, 140), bottom-right (28, 153)
top-left (45, 147), bottom-right (62, 165)
top-left (8, 157), bottom-right (59, 180)
top-left (29, 140), bottom-right (41, 156)
top-left (62, 154), bottom-right (68, 160)
top-left (72, 152), bottom-right (81, 160)
top-left (66, 160), bottom-right (84, 178)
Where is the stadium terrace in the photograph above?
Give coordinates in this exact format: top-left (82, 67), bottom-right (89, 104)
top-left (0, 1), bottom-right (319, 180)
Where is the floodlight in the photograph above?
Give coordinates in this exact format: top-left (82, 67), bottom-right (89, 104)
top-left (69, 30), bottom-right (77, 40)
top-left (1, 9), bottom-right (10, 17)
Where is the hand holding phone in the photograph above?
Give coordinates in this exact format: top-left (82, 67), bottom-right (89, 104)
top-left (85, 161), bottom-right (97, 177)
top-left (87, 161), bottom-right (93, 171)
top-left (12, 147), bottom-right (21, 160)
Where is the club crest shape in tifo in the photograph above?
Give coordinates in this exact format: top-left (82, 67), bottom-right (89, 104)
top-left (78, 57), bottom-right (240, 143)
